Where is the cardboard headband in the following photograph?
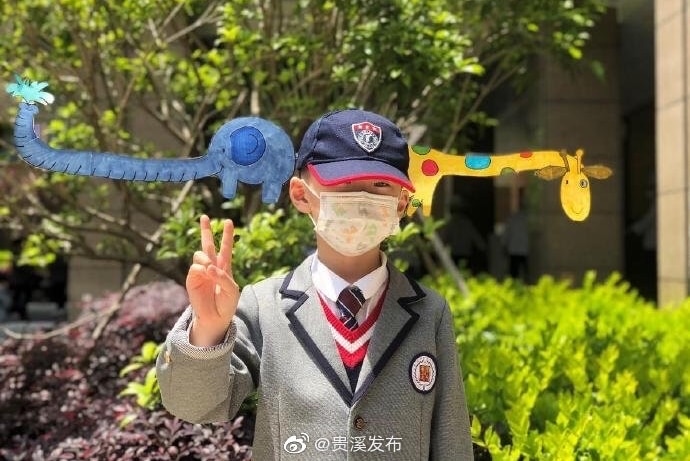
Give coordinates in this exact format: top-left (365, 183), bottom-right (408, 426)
top-left (6, 76), bottom-right (612, 221)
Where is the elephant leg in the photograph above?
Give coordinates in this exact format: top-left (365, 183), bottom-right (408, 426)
top-left (261, 181), bottom-right (283, 204)
top-left (220, 168), bottom-right (240, 199)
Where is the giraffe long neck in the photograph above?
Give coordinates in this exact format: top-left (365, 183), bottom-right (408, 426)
top-left (454, 150), bottom-right (566, 176)
top-left (407, 147), bottom-right (573, 216)
top-left (410, 147), bottom-right (568, 180)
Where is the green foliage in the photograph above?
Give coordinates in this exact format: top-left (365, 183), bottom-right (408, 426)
top-left (231, 208), bottom-right (315, 286)
top-left (159, 203), bottom-right (316, 287)
top-left (386, 215), bottom-right (444, 272)
top-left (17, 232), bottom-right (66, 267)
top-left (157, 194), bottom-right (223, 262)
top-left (0, 249), bottom-right (12, 271)
top-left (119, 341), bottom-right (163, 411)
top-left (427, 272), bottom-right (690, 460)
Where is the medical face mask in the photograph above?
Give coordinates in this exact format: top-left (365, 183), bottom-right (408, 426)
top-left (303, 182), bottom-right (402, 257)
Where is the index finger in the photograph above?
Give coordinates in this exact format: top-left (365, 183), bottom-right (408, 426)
top-left (199, 214), bottom-right (217, 262)
top-left (216, 219), bottom-right (234, 273)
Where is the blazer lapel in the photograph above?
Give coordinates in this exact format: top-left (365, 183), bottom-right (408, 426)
top-left (353, 266), bottom-right (424, 404)
top-left (280, 257), bottom-right (353, 406)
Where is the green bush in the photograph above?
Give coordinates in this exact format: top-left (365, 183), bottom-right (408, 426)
top-left (427, 272), bottom-right (690, 460)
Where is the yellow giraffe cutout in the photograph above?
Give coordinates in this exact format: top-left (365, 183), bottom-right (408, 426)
top-left (407, 146), bottom-right (613, 221)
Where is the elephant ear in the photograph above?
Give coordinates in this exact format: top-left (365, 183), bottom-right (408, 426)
top-left (8, 77), bottom-right (295, 204)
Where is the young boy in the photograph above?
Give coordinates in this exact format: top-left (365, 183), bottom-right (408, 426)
top-left (156, 109), bottom-right (474, 460)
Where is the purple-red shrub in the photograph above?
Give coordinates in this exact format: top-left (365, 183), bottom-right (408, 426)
top-left (0, 281), bottom-right (253, 460)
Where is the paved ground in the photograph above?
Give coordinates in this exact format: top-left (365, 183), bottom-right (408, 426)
top-left (0, 301), bottom-right (68, 339)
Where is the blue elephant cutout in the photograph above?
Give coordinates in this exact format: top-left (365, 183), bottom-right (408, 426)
top-left (7, 78), bottom-right (295, 204)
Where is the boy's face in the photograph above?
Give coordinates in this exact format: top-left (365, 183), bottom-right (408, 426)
top-left (289, 173), bottom-right (410, 221)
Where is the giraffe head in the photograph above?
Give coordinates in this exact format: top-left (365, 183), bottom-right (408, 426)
top-left (536, 149), bottom-right (613, 221)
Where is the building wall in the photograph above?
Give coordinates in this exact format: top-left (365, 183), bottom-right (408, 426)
top-left (655, 0), bottom-right (690, 305)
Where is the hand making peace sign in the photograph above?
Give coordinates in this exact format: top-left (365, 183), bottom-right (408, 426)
top-left (187, 214), bottom-right (240, 347)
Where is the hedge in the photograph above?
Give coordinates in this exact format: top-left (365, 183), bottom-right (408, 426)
top-left (429, 272), bottom-right (690, 460)
top-left (2, 272), bottom-right (689, 459)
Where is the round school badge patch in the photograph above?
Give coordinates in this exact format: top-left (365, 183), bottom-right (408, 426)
top-left (409, 353), bottom-right (437, 394)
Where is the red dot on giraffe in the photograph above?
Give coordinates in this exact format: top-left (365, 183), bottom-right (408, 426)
top-left (421, 159), bottom-right (439, 176)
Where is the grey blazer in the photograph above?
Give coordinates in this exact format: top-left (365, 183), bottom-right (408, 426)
top-left (156, 256), bottom-right (473, 460)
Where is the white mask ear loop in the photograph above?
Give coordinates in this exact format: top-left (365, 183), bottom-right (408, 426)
top-left (300, 179), bottom-right (321, 200)
top-left (299, 180), bottom-right (320, 226)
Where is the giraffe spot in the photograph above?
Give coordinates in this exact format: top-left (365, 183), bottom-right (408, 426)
top-left (421, 159), bottom-right (439, 176)
top-left (411, 145), bottom-right (431, 155)
top-left (500, 167), bottom-right (516, 175)
top-left (465, 154), bottom-right (491, 170)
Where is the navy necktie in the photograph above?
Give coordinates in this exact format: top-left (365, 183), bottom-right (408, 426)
top-left (336, 286), bottom-right (365, 330)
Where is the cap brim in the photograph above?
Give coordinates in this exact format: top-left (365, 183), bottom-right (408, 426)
top-left (307, 160), bottom-right (415, 192)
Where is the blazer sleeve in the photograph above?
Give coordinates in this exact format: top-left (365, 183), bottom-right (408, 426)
top-left (430, 302), bottom-right (474, 460)
top-left (155, 285), bottom-right (262, 423)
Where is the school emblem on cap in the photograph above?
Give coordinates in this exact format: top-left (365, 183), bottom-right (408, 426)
top-left (409, 353), bottom-right (437, 394)
top-left (352, 122), bottom-right (382, 153)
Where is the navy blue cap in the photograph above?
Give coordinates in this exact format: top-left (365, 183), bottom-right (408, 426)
top-left (295, 109), bottom-right (415, 191)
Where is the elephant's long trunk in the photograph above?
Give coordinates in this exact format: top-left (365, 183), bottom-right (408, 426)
top-left (13, 103), bottom-right (219, 181)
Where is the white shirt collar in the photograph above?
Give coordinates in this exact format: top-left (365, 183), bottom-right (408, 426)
top-left (311, 251), bottom-right (389, 303)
